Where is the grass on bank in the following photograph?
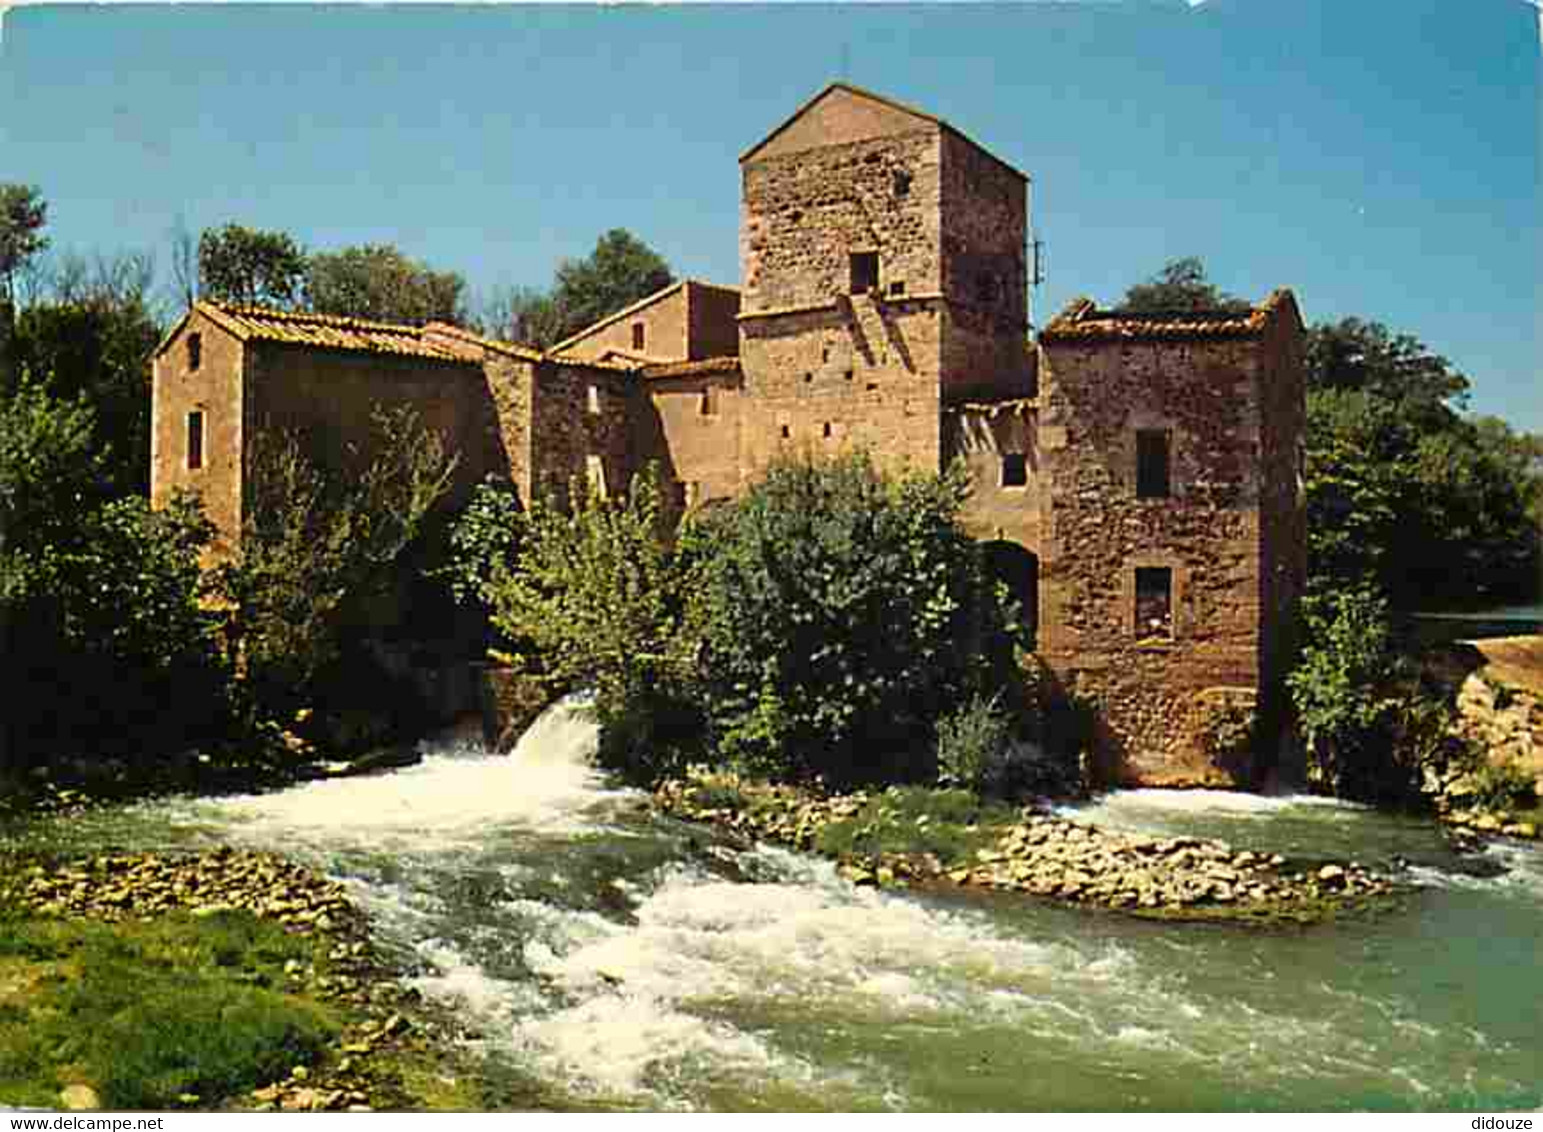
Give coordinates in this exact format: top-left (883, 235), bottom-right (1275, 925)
top-left (0, 904), bottom-right (341, 1110)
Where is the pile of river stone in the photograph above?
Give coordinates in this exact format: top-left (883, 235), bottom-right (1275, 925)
top-left (653, 779), bottom-right (1394, 922)
top-left (9, 848), bottom-right (459, 1113)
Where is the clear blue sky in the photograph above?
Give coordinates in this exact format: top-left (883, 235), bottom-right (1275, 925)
top-left (2, 0), bottom-right (1538, 432)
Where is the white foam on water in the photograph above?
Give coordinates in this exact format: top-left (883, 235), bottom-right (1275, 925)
top-left (1065, 787), bottom-right (1367, 827)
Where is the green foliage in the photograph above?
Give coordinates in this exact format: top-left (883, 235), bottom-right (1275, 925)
top-left (0, 909), bottom-right (338, 1110)
top-left (1453, 757), bottom-right (1538, 815)
top-left (306, 243), bottom-right (465, 324)
top-left (213, 406), bottom-right (458, 721)
top-left (472, 466), bottom-right (700, 780)
top-left (1118, 257), bottom-right (1251, 314)
top-left (443, 476), bottom-right (523, 609)
top-left (685, 453), bottom-right (1017, 785)
top-left (810, 785), bottom-right (1017, 865)
top-left (935, 693), bottom-right (1011, 792)
top-left (495, 229), bottom-right (673, 348)
top-left (1284, 584), bottom-right (1465, 805)
top-left (13, 291), bottom-right (161, 496)
top-left (198, 223), bottom-right (308, 308)
top-left (0, 184), bottom-right (48, 305)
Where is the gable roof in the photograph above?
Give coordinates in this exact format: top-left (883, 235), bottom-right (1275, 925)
top-left (741, 82), bottom-right (941, 164)
top-left (548, 278), bottom-right (738, 358)
top-left (155, 301), bottom-right (480, 364)
top-left (740, 81), bottom-right (1027, 181)
top-left (1038, 289), bottom-right (1301, 344)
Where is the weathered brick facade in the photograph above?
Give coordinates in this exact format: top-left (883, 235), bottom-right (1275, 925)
top-left (150, 81), bottom-right (1305, 787)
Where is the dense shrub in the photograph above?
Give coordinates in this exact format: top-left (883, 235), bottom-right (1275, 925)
top-left (465, 466), bottom-right (700, 781)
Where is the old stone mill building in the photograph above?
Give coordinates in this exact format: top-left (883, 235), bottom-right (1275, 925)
top-left (151, 83), bottom-right (1307, 788)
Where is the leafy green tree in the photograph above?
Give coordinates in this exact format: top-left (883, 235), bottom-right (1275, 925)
top-left (1305, 317), bottom-right (1470, 413)
top-left (1, 376), bottom-right (226, 767)
top-left (198, 224), bottom-right (307, 308)
top-left (0, 184), bottom-right (48, 312)
top-left (685, 454), bottom-right (1018, 784)
top-left (548, 229), bottom-right (673, 343)
top-left (305, 244), bottom-right (465, 324)
top-left (469, 466), bottom-right (701, 779)
top-left (14, 289), bottom-right (161, 497)
top-left (212, 406), bottom-right (458, 721)
top-left (1118, 256), bottom-right (1250, 314)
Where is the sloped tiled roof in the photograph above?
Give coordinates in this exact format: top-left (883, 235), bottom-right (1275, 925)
top-left (1039, 289), bottom-right (1300, 344)
top-left (548, 278), bottom-right (739, 357)
top-left (640, 356), bottom-right (741, 380)
top-left (171, 301), bottom-right (479, 363)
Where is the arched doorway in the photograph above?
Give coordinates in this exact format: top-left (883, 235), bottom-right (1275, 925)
top-left (982, 540), bottom-right (1039, 647)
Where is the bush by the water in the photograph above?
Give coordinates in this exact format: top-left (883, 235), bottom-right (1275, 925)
top-left (683, 453), bottom-right (1020, 785)
top-left (456, 454), bottom-right (1023, 786)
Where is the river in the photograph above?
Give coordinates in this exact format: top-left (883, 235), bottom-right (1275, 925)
top-left (16, 701), bottom-right (1542, 1112)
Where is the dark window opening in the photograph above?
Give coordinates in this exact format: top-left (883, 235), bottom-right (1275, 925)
top-left (850, 251), bottom-right (879, 295)
top-left (187, 333), bottom-right (202, 372)
top-left (975, 273), bottom-right (997, 305)
top-left (1136, 430), bottom-right (1171, 498)
top-left (822, 421), bottom-right (833, 439)
top-left (1001, 452), bottom-right (1028, 488)
top-left (888, 280), bottom-right (906, 298)
top-left (631, 322), bottom-right (645, 351)
top-left (700, 387), bottom-right (718, 417)
top-left (1135, 568), bottom-right (1173, 639)
top-left (186, 410), bottom-right (204, 471)
top-left (843, 368), bottom-right (854, 382)
top-left (780, 424), bottom-right (791, 439)
top-left (822, 345), bottom-right (830, 363)
top-left (892, 170), bottom-right (912, 198)
top-left (804, 372), bottom-right (813, 384)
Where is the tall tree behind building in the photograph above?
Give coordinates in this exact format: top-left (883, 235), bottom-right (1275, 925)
top-left (306, 244), bottom-right (466, 324)
top-left (489, 229), bottom-right (673, 348)
top-left (197, 224), bottom-right (308, 308)
top-left (0, 184), bottom-right (49, 391)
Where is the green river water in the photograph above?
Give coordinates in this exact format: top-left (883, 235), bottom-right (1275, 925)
top-left (12, 700), bottom-right (1542, 1111)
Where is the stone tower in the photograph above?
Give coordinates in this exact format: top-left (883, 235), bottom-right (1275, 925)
top-left (736, 83), bottom-right (1035, 482)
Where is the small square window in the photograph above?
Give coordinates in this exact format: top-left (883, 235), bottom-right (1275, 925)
top-left (187, 333), bottom-right (202, 372)
top-left (780, 424), bottom-right (791, 440)
top-left (1136, 430), bottom-right (1171, 498)
top-left (586, 384), bottom-right (602, 415)
top-left (822, 422), bottom-right (833, 439)
top-left (631, 322), bottom-right (645, 351)
top-left (892, 170), bottom-right (912, 198)
top-left (888, 280), bottom-right (906, 298)
top-left (850, 251), bottom-right (879, 295)
top-left (186, 410), bottom-right (204, 471)
top-left (1135, 567), bottom-right (1173, 639)
top-left (1001, 452), bottom-right (1027, 488)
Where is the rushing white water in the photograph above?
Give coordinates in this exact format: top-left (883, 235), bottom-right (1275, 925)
top-left (37, 698), bottom-right (1541, 1111)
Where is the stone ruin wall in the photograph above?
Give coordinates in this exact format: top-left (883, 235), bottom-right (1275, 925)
top-left (938, 129), bottom-right (1033, 403)
top-left (527, 360), bottom-right (634, 507)
top-left (151, 309), bottom-right (248, 559)
top-left (1037, 334), bottom-right (1267, 787)
top-left (946, 402), bottom-right (1041, 556)
top-left (738, 128), bottom-right (947, 481)
top-left (631, 371), bottom-right (746, 507)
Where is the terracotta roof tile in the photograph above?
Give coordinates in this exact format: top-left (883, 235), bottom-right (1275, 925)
top-left (197, 301), bottom-right (477, 363)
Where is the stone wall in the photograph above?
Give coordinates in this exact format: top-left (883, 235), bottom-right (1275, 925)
top-left (738, 301), bottom-right (942, 480)
top-left (246, 343), bottom-right (507, 513)
top-left (528, 360), bottom-right (634, 506)
top-left (632, 366), bottom-right (745, 505)
top-left (150, 308), bottom-right (249, 557)
top-left (938, 129), bottom-right (1031, 403)
top-left (686, 283), bottom-right (742, 360)
top-left (1254, 293), bottom-right (1308, 762)
top-left (558, 285), bottom-right (690, 363)
top-left (1036, 334), bottom-right (1268, 786)
top-left (946, 401), bottom-right (1041, 554)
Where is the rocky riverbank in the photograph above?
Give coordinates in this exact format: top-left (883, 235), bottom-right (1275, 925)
top-left (653, 774), bottom-right (1397, 925)
top-left (2, 848), bottom-right (478, 1112)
